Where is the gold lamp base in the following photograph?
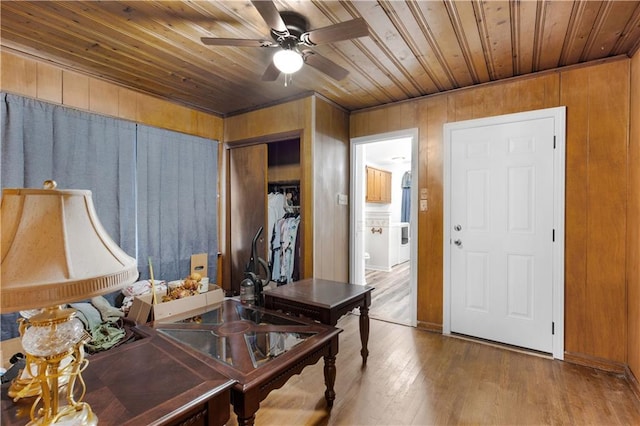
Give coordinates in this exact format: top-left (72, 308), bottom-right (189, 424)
top-left (8, 376), bottom-right (41, 401)
top-left (27, 402), bottom-right (98, 426)
top-left (17, 307), bottom-right (96, 426)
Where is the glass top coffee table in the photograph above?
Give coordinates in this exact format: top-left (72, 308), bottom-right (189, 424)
top-left (142, 299), bottom-right (341, 426)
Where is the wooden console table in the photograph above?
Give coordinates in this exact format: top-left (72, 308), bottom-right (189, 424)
top-left (264, 278), bottom-right (374, 365)
top-left (1, 329), bottom-right (235, 426)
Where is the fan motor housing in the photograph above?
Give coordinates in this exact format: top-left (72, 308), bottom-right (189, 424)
top-left (271, 11), bottom-right (308, 42)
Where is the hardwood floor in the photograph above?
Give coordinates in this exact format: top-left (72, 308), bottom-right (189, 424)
top-left (226, 314), bottom-right (640, 425)
top-left (366, 262), bottom-right (411, 326)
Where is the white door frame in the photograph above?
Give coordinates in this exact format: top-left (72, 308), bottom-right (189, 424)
top-left (350, 129), bottom-right (419, 327)
top-left (443, 107), bottom-right (565, 359)
top-left (349, 128), bottom-right (419, 327)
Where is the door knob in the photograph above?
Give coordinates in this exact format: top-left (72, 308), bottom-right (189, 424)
top-left (454, 239), bottom-right (462, 246)
top-left (454, 224), bottom-right (462, 231)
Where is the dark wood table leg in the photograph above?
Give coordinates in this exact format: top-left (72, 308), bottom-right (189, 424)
top-left (323, 354), bottom-right (336, 407)
top-left (359, 304), bottom-right (370, 365)
top-left (232, 391), bottom-right (259, 426)
top-left (236, 414), bottom-right (256, 426)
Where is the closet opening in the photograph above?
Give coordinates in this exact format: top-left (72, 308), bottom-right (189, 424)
top-left (267, 138), bottom-right (301, 287)
top-left (224, 135), bottom-right (303, 296)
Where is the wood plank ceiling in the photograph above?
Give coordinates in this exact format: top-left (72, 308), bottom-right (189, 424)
top-left (2, 1), bottom-right (640, 117)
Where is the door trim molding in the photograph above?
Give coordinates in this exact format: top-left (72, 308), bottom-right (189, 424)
top-left (350, 128), bottom-right (419, 327)
top-left (443, 107), bottom-right (566, 359)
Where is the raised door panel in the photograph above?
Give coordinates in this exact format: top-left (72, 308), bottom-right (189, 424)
top-left (380, 170), bottom-right (392, 203)
top-left (366, 166), bottom-right (379, 202)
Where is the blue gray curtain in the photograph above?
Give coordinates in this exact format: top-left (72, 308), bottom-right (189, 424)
top-left (1, 93), bottom-right (137, 253)
top-left (401, 171), bottom-right (411, 223)
top-left (1, 93), bottom-right (136, 339)
top-left (1, 93), bottom-right (219, 340)
top-left (136, 125), bottom-right (218, 282)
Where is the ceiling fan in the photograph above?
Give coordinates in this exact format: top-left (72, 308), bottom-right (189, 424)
top-left (201, 0), bottom-right (369, 82)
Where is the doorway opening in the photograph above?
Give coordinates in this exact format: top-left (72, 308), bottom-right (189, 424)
top-left (350, 129), bottom-right (418, 327)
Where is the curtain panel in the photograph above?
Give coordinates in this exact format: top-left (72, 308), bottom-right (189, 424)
top-left (136, 125), bottom-right (218, 282)
top-left (1, 93), bottom-right (137, 254)
top-left (0, 93), bottom-right (137, 340)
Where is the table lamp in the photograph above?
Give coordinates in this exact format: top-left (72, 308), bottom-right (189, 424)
top-left (1, 181), bottom-right (139, 425)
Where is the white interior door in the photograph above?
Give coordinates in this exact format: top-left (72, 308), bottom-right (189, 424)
top-left (444, 108), bottom-right (565, 355)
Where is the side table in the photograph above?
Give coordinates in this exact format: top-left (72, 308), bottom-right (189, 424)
top-left (264, 278), bottom-right (374, 365)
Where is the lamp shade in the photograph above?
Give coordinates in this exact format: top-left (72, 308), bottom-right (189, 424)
top-left (273, 49), bottom-right (304, 74)
top-left (1, 186), bottom-right (139, 313)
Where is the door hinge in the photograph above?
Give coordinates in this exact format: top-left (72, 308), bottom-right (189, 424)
top-left (552, 229), bottom-right (555, 242)
top-left (553, 135), bottom-right (556, 149)
top-left (552, 322), bottom-right (555, 335)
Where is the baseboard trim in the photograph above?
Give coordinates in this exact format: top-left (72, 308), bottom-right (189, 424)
top-left (563, 351), bottom-right (627, 374)
top-left (625, 366), bottom-right (640, 401)
top-left (416, 321), bottom-right (442, 333)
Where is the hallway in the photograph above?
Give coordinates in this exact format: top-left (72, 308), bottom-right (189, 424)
top-left (366, 261), bottom-right (411, 326)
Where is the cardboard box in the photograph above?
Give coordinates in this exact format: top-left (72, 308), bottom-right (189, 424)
top-left (1, 337), bottom-right (23, 369)
top-left (127, 284), bottom-right (224, 324)
top-left (190, 253), bottom-right (208, 278)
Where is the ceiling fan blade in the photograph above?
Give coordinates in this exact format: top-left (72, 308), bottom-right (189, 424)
top-left (201, 37), bottom-right (275, 47)
top-left (261, 61), bottom-right (281, 81)
top-left (303, 51), bottom-right (349, 81)
top-left (301, 18), bottom-right (368, 46)
top-left (251, 0), bottom-right (287, 33)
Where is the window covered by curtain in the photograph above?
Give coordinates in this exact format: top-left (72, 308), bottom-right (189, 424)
top-left (1, 94), bottom-right (219, 341)
top-left (136, 125), bottom-right (218, 282)
top-left (0, 93), bottom-right (136, 340)
top-left (1, 93), bottom-right (137, 252)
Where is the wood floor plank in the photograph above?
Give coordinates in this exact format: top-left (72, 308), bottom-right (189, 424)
top-left (367, 261), bottom-right (411, 325)
top-left (225, 314), bottom-right (640, 425)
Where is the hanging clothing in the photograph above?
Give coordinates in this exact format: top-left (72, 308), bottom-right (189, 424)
top-left (401, 171), bottom-right (412, 222)
top-left (268, 192), bottom-right (286, 261)
top-left (271, 215), bottom-right (301, 284)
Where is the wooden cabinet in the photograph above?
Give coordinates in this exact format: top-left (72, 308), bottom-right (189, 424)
top-left (366, 166), bottom-right (392, 203)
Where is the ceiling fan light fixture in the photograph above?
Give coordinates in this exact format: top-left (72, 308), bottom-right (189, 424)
top-left (273, 49), bottom-right (303, 74)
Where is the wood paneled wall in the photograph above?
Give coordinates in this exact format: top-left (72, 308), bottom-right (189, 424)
top-left (628, 52), bottom-right (640, 385)
top-left (0, 50), bottom-right (223, 140)
top-left (351, 57), bottom-right (631, 366)
top-left (313, 97), bottom-right (350, 282)
top-left (561, 60), bottom-right (629, 367)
